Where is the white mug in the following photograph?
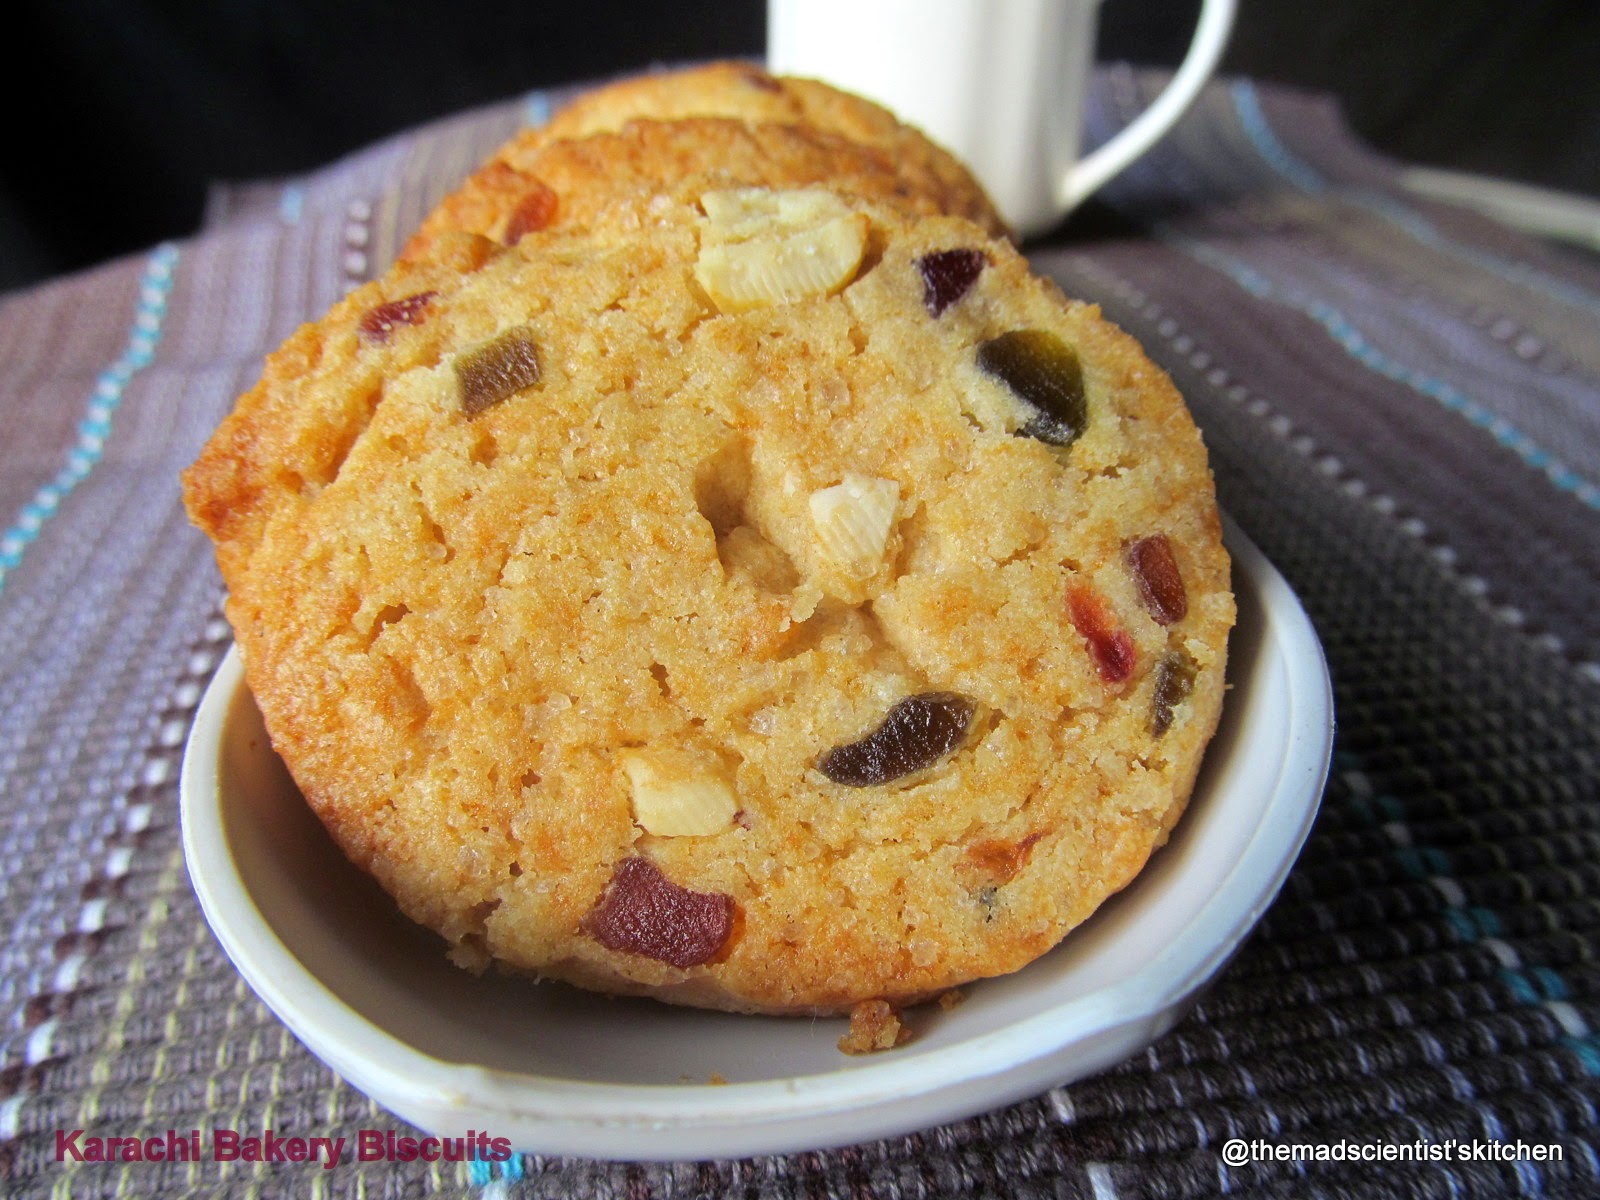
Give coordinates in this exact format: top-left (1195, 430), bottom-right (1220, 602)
top-left (768, 0), bottom-right (1237, 237)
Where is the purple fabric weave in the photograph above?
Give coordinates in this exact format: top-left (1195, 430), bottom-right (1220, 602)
top-left (0, 66), bottom-right (1596, 1198)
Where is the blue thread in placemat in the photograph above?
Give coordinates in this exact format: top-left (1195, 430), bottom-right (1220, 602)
top-left (1160, 230), bottom-right (1600, 510)
top-left (0, 243), bottom-right (180, 596)
top-left (1231, 79), bottom-right (1600, 318)
top-left (1338, 755), bottom-right (1600, 1077)
top-left (279, 183), bottom-right (306, 225)
top-left (523, 90), bottom-right (551, 128)
top-left (468, 1153), bottom-right (526, 1188)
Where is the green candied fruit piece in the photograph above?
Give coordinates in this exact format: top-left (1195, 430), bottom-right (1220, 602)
top-left (976, 329), bottom-right (1087, 447)
top-left (1151, 651), bottom-right (1197, 737)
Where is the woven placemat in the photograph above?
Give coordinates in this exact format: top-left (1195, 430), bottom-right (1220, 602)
top-left (0, 67), bottom-right (1595, 1198)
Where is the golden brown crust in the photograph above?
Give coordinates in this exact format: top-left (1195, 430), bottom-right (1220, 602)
top-left (401, 62), bottom-right (1005, 260)
top-left (185, 188), bottom-right (1230, 1016)
top-left (182, 235), bottom-right (498, 582)
top-left (535, 62), bottom-right (1003, 232)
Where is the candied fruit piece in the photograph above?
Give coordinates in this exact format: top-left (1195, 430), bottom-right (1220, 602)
top-left (965, 831), bottom-right (1045, 885)
top-left (1067, 583), bottom-right (1135, 684)
top-left (1127, 534), bottom-right (1188, 625)
top-left (976, 330), bottom-right (1087, 446)
top-left (975, 885), bottom-right (1000, 917)
top-left (455, 327), bottom-right (541, 416)
top-left (917, 248), bottom-right (986, 316)
top-left (819, 692), bottom-right (974, 787)
top-left (358, 291), bottom-right (436, 343)
top-left (1151, 651), bottom-right (1197, 737)
top-left (581, 857), bottom-right (734, 968)
top-left (502, 181), bottom-right (559, 244)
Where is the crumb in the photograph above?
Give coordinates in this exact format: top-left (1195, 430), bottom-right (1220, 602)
top-left (708, 1073), bottom-right (728, 1085)
top-left (936, 988), bottom-right (966, 1011)
top-left (445, 940), bottom-right (491, 973)
top-left (838, 999), bottom-right (913, 1055)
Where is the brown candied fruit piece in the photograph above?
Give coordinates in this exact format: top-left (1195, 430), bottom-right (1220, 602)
top-left (1151, 651), bottom-right (1197, 737)
top-left (581, 856), bottom-right (734, 969)
top-left (917, 248), bottom-right (987, 316)
top-left (502, 181), bottom-right (559, 244)
top-left (819, 692), bottom-right (975, 787)
top-left (1067, 583), bottom-right (1135, 684)
top-left (976, 330), bottom-right (1087, 446)
top-left (455, 327), bottom-right (541, 416)
top-left (358, 291), bottom-right (437, 343)
top-left (1126, 534), bottom-right (1188, 625)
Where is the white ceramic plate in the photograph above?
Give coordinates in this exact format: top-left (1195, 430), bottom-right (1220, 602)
top-left (180, 518), bottom-right (1332, 1161)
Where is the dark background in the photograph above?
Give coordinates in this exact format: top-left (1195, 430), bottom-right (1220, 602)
top-left (5, 0), bottom-right (1598, 292)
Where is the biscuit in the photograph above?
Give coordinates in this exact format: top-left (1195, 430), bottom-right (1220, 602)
top-left (402, 61), bottom-right (1005, 259)
top-left (184, 188), bottom-right (1231, 1015)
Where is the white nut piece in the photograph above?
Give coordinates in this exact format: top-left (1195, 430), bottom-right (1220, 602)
top-left (701, 188), bottom-right (852, 238)
top-left (621, 750), bottom-right (738, 837)
top-left (809, 473), bottom-right (900, 576)
top-left (695, 187), bottom-right (868, 313)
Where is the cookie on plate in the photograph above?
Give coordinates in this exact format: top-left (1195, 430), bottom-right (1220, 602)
top-left (402, 61), bottom-right (1005, 259)
top-left (184, 186), bottom-right (1231, 1015)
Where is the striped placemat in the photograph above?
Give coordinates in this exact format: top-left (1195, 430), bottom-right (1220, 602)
top-left (0, 66), bottom-right (1595, 1198)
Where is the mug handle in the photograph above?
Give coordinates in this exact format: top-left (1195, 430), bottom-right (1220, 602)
top-left (1058, 0), bottom-right (1238, 210)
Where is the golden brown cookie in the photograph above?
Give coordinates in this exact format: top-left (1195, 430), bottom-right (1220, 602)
top-left (184, 188), bottom-right (1230, 1015)
top-left (402, 61), bottom-right (1005, 259)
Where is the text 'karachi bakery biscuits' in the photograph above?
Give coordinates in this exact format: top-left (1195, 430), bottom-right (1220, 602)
top-left (183, 185), bottom-right (1232, 1017)
top-left (402, 61), bottom-right (1007, 260)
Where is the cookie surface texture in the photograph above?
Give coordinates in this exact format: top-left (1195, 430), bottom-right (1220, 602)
top-left (184, 190), bottom-right (1232, 1014)
top-left (402, 62), bottom-right (1006, 259)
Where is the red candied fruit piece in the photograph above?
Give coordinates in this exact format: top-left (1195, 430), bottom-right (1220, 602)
top-left (359, 291), bottom-right (437, 343)
top-left (502, 181), bottom-right (559, 244)
top-left (581, 857), bottom-right (734, 969)
top-left (917, 249), bottom-right (987, 316)
top-left (1126, 534), bottom-right (1188, 625)
top-left (1067, 583), bottom-right (1135, 684)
